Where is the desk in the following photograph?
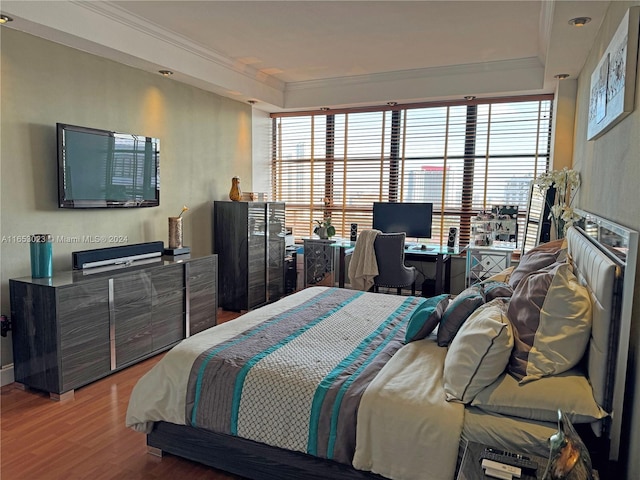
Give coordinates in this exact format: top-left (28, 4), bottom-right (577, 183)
top-left (404, 245), bottom-right (458, 294)
top-left (304, 237), bottom-right (459, 294)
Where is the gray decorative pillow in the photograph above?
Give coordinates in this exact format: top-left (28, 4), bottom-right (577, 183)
top-left (509, 239), bottom-right (567, 289)
top-left (404, 294), bottom-right (450, 343)
top-left (507, 262), bottom-right (592, 383)
top-left (481, 281), bottom-right (513, 301)
top-left (437, 284), bottom-right (484, 347)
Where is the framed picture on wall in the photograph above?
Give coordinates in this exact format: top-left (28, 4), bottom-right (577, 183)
top-left (587, 7), bottom-right (640, 140)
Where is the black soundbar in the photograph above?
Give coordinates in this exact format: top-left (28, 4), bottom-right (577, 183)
top-left (72, 241), bottom-right (165, 270)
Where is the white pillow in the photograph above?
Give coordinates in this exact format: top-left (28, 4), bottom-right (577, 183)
top-left (471, 369), bottom-right (608, 423)
top-left (443, 299), bottom-right (513, 404)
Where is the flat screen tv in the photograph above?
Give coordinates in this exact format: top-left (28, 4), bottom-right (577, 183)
top-left (57, 123), bottom-right (160, 208)
top-left (373, 202), bottom-right (433, 238)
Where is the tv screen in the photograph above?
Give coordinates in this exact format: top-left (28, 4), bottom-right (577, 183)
top-left (373, 202), bottom-right (433, 238)
top-left (57, 123), bottom-right (160, 208)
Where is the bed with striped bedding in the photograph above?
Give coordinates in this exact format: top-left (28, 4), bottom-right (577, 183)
top-left (127, 286), bottom-right (465, 480)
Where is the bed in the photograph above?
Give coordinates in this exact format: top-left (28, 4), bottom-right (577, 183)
top-left (126, 211), bottom-right (638, 480)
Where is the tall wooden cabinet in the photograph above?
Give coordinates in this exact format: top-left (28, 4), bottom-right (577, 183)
top-left (213, 201), bottom-right (285, 311)
top-left (9, 254), bottom-right (217, 399)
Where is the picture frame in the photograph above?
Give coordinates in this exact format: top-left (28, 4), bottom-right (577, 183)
top-left (587, 7), bottom-right (640, 141)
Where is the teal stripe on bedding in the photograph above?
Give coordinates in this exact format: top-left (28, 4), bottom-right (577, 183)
top-left (306, 297), bottom-right (415, 457)
top-left (326, 313), bottom-right (409, 459)
top-left (229, 290), bottom-right (365, 434)
top-left (190, 288), bottom-right (340, 425)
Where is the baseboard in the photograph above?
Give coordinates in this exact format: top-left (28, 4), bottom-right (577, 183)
top-left (1, 364), bottom-right (15, 386)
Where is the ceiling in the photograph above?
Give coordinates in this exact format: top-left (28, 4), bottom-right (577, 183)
top-left (2, 1), bottom-right (611, 112)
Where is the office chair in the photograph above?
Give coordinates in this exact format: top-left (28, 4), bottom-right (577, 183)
top-left (372, 232), bottom-right (417, 295)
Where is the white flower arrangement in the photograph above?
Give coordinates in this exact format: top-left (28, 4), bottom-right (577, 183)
top-left (536, 168), bottom-right (580, 238)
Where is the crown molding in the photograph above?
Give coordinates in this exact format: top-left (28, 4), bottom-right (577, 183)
top-left (283, 57), bottom-right (545, 110)
top-left (286, 57), bottom-right (543, 92)
top-left (72, 1), bottom-right (284, 91)
top-left (2, 0), bottom-right (285, 106)
top-left (537, 0), bottom-right (555, 67)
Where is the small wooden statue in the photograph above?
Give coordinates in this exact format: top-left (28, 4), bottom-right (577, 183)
top-left (229, 176), bottom-right (242, 201)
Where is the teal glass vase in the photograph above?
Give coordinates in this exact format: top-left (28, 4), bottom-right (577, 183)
top-left (30, 234), bottom-right (53, 278)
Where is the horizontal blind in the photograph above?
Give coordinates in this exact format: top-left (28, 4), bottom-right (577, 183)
top-left (272, 96), bottom-right (552, 246)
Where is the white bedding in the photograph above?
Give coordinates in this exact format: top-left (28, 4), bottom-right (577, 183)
top-left (353, 338), bottom-right (464, 480)
top-left (462, 407), bottom-right (555, 458)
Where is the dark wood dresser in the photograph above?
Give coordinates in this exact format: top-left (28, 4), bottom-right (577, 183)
top-left (213, 201), bottom-right (285, 311)
top-left (10, 254), bottom-right (217, 400)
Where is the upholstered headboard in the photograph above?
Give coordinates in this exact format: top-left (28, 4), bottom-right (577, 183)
top-left (566, 227), bottom-right (619, 434)
top-left (566, 210), bottom-right (638, 462)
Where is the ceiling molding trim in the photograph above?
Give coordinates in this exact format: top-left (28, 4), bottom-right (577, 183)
top-left (73, 1), bottom-right (284, 91)
top-left (283, 59), bottom-right (545, 110)
top-left (3, 0), bottom-right (285, 105)
top-left (286, 57), bottom-right (543, 92)
top-left (538, 0), bottom-right (555, 66)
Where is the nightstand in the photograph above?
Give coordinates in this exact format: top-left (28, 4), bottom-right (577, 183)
top-left (466, 246), bottom-right (514, 287)
top-left (457, 440), bottom-right (547, 480)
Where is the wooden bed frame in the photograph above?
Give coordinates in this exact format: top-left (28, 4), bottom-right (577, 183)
top-left (146, 210), bottom-right (638, 479)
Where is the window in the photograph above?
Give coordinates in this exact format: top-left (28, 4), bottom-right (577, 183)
top-left (271, 96), bottom-right (552, 246)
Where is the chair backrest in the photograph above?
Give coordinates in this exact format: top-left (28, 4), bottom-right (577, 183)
top-left (373, 232), bottom-right (414, 287)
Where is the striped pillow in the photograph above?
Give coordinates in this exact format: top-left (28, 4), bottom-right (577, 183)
top-left (507, 262), bottom-right (592, 383)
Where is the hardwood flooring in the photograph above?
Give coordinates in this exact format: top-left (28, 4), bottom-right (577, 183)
top-left (1, 309), bottom-right (245, 480)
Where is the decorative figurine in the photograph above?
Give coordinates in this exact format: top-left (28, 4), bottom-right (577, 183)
top-left (543, 410), bottom-right (596, 480)
top-left (229, 176), bottom-right (242, 201)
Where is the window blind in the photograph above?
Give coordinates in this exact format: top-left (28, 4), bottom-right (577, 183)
top-left (271, 96), bottom-right (552, 247)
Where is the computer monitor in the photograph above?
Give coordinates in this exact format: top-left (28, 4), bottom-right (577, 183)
top-left (372, 202), bottom-right (433, 239)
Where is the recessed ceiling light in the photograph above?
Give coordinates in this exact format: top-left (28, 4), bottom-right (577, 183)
top-left (158, 70), bottom-right (173, 77)
top-left (387, 101), bottom-right (398, 107)
top-left (0, 14), bottom-right (14, 24)
top-left (568, 17), bottom-right (591, 27)
top-left (464, 96), bottom-right (476, 101)
top-left (555, 73), bottom-right (570, 80)
top-left (320, 107), bottom-right (330, 111)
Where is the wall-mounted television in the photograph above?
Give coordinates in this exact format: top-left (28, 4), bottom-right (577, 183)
top-left (373, 202), bottom-right (433, 238)
top-left (57, 123), bottom-right (160, 208)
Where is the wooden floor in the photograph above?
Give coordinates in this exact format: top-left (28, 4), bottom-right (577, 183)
top-left (0, 309), bottom-right (246, 480)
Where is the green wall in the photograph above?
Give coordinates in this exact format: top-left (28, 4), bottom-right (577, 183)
top-left (0, 29), bottom-right (253, 367)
